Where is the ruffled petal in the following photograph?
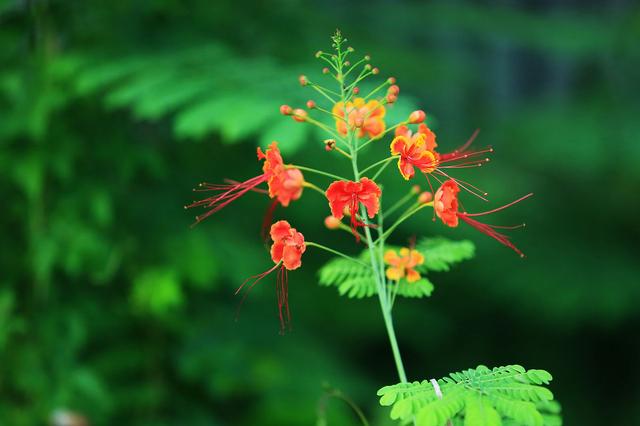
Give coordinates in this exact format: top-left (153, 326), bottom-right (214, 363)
top-left (406, 268), bottom-right (421, 283)
top-left (282, 245), bottom-right (303, 270)
top-left (270, 220), bottom-right (292, 242)
top-left (384, 250), bottom-right (401, 266)
top-left (386, 266), bottom-right (404, 281)
top-left (270, 241), bottom-right (285, 263)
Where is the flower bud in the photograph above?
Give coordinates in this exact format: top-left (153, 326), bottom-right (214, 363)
top-left (409, 110), bottom-right (426, 124)
top-left (387, 85), bottom-right (400, 95)
top-left (298, 75), bottom-right (308, 86)
top-left (364, 64), bottom-right (372, 71)
top-left (418, 191), bottom-right (433, 204)
top-left (306, 100), bottom-right (316, 109)
top-left (386, 93), bottom-right (397, 104)
top-left (412, 185), bottom-right (421, 194)
top-left (353, 87), bottom-right (360, 95)
top-left (322, 67), bottom-right (330, 74)
top-left (324, 139), bottom-right (336, 151)
top-left (280, 105), bottom-right (293, 115)
top-left (347, 46), bottom-right (354, 53)
top-left (364, 55), bottom-right (371, 61)
top-left (344, 61), bottom-right (351, 66)
top-left (324, 215), bottom-right (342, 230)
top-left (292, 108), bottom-right (308, 122)
top-left (315, 50), bottom-right (323, 58)
top-left (372, 67), bottom-right (379, 75)
top-left (354, 117), bottom-right (364, 128)
top-left (388, 77), bottom-right (396, 84)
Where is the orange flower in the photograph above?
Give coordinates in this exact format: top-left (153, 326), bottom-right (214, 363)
top-left (187, 142), bottom-right (304, 229)
top-left (332, 98), bottom-right (386, 139)
top-left (269, 220), bottom-right (306, 270)
top-left (384, 248), bottom-right (425, 283)
top-left (236, 220), bottom-right (306, 332)
top-left (258, 143), bottom-right (305, 208)
top-left (434, 179), bottom-right (460, 227)
top-left (325, 178), bottom-right (381, 241)
top-left (390, 124), bottom-right (438, 180)
top-left (434, 179), bottom-right (533, 257)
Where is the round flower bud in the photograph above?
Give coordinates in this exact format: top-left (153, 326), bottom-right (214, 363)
top-left (388, 77), bottom-right (396, 84)
top-left (412, 185), bottom-right (421, 194)
top-left (315, 50), bottom-right (323, 58)
top-left (364, 64), bottom-right (372, 71)
top-left (292, 108), bottom-right (308, 122)
top-left (409, 110), bottom-right (426, 124)
top-left (280, 105), bottom-right (293, 115)
top-left (387, 85), bottom-right (400, 95)
top-left (324, 215), bottom-right (342, 230)
top-left (344, 61), bottom-right (351, 66)
top-left (418, 191), bottom-right (433, 204)
top-left (364, 55), bottom-right (371, 61)
top-left (386, 93), bottom-right (398, 104)
top-left (324, 139), bottom-right (336, 151)
top-left (322, 67), bottom-right (330, 74)
top-left (353, 87), bottom-right (360, 95)
top-left (306, 100), bottom-right (316, 109)
top-left (372, 67), bottom-right (379, 75)
top-left (354, 117), bottom-right (364, 128)
top-left (347, 46), bottom-right (354, 52)
top-left (298, 75), bottom-right (308, 86)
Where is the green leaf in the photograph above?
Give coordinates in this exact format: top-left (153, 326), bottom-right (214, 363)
top-left (378, 365), bottom-right (559, 426)
top-left (417, 237), bottom-right (475, 272)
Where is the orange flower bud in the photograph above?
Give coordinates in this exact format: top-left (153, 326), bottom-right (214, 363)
top-left (409, 110), bottom-right (426, 124)
top-left (324, 139), bottom-right (336, 151)
top-left (388, 77), bottom-right (396, 84)
top-left (298, 75), bottom-right (308, 86)
top-left (412, 185), bottom-right (421, 194)
top-left (386, 93), bottom-right (397, 104)
top-left (354, 117), bottom-right (364, 128)
top-left (306, 100), bottom-right (316, 109)
top-left (372, 67), bottom-right (379, 75)
top-left (292, 108), bottom-right (308, 122)
top-left (322, 67), bottom-right (330, 74)
top-left (387, 85), bottom-right (400, 95)
top-left (353, 87), bottom-right (360, 95)
top-left (418, 191), bottom-right (433, 204)
top-left (324, 215), bottom-right (342, 230)
top-left (280, 105), bottom-right (293, 115)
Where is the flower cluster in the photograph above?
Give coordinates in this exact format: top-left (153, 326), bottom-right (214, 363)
top-left (186, 31), bottom-right (532, 330)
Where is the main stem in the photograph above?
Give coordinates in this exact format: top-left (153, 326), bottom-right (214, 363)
top-left (350, 141), bottom-right (408, 384)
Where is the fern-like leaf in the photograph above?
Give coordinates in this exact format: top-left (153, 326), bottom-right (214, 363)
top-left (378, 365), bottom-right (558, 426)
top-left (417, 238), bottom-right (475, 272)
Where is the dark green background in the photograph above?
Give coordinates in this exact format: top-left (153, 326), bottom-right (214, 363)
top-left (1, 0), bottom-right (638, 425)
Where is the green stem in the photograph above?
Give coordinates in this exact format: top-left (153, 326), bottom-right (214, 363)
top-left (380, 203), bottom-right (432, 241)
top-left (290, 165), bottom-right (348, 181)
top-left (306, 242), bottom-right (369, 267)
top-left (360, 156), bottom-right (397, 176)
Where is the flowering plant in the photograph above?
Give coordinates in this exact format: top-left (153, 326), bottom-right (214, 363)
top-left (186, 31), bottom-right (560, 426)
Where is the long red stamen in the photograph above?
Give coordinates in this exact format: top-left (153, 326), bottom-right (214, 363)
top-left (261, 199), bottom-right (279, 242)
top-left (463, 193), bottom-right (533, 217)
top-left (458, 214), bottom-right (525, 257)
top-left (234, 262), bottom-right (281, 322)
top-left (276, 265), bottom-right (291, 334)
top-left (186, 174), bottom-right (267, 225)
top-left (439, 128), bottom-right (480, 160)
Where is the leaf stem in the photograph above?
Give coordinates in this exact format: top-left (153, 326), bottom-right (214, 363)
top-left (306, 242), bottom-right (369, 267)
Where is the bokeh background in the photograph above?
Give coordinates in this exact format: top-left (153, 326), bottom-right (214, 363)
top-left (1, 0), bottom-right (639, 425)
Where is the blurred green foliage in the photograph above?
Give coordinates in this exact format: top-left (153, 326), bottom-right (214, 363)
top-left (0, 0), bottom-right (638, 425)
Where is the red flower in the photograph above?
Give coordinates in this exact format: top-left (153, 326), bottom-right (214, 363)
top-left (187, 142), bottom-right (304, 225)
top-left (236, 221), bottom-right (306, 333)
top-left (325, 178), bottom-right (381, 241)
top-left (434, 179), bottom-right (533, 257)
top-left (269, 220), bottom-right (306, 270)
